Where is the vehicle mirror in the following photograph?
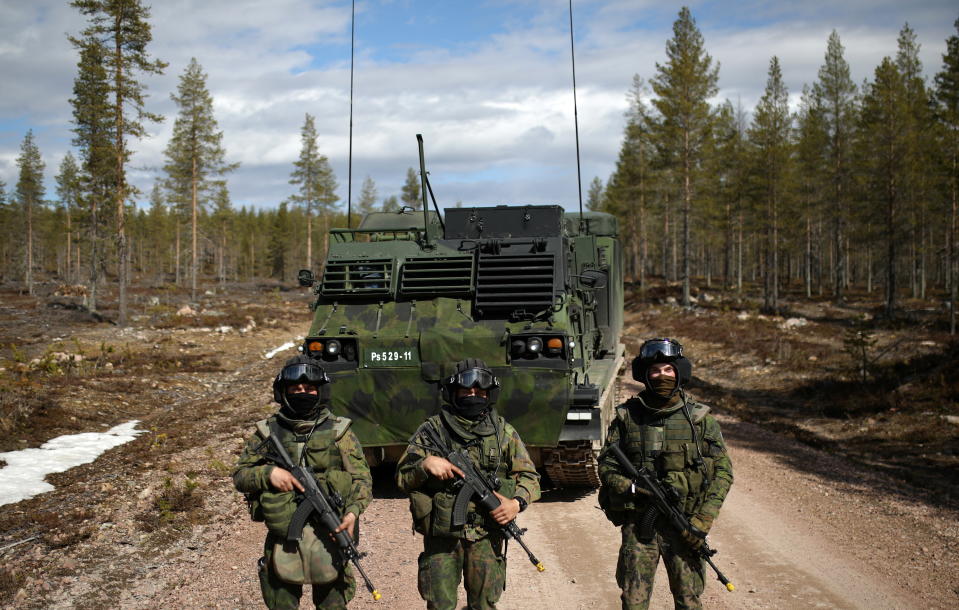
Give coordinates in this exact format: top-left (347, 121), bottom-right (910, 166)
top-left (297, 269), bottom-right (316, 287)
top-left (578, 269), bottom-right (607, 289)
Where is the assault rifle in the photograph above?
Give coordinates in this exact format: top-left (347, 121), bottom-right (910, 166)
top-left (266, 423), bottom-right (381, 601)
top-left (607, 443), bottom-right (734, 592)
top-left (418, 423), bottom-right (545, 572)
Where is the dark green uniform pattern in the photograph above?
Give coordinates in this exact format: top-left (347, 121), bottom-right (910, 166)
top-left (234, 412), bottom-right (373, 609)
top-left (599, 393), bottom-right (733, 610)
top-left (397, 410), bottom-right (540, 610)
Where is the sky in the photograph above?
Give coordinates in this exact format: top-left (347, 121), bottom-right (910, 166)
top-left (0, 420), bottom-right (143, 506)
top-left (0, 0), bottom-right (956, 214)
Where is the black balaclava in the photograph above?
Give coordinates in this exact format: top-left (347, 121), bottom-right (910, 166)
top-left (273, 355), bottom-right (331, 420)
top-left (444, 358), bottom-right (500, 420)
top-left (454, 393), bottom-right (490, 420)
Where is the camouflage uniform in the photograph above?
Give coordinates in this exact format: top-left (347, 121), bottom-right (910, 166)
top-left (599, 392), bottom-right (733, 610)
top-left (396, 408), bottom-right (541, 610)
top-left (234, 411), bottom-right (373, 610)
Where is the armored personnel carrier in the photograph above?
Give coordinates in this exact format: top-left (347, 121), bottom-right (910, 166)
top-left (298, 203), bottom-right (624, 487)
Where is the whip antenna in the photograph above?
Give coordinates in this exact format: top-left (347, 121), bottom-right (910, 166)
top-left (568, 0), bottom-right (584, 231)
top-left (347, 0), bottom-right (355, 228)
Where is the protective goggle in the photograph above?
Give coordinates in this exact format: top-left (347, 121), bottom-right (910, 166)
top-left (639, 338), bottom-right (683, 361)
top-left (278, 363), bottom-right (331, 386)
top-left (448, 368), bottom-right (498, 390)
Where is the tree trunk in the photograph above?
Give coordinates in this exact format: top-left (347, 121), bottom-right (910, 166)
top-left (681, 130), bottom-right (691, 307)
top-left (66, 204), bottom-right (72, 283)
top-left (662, 202), bottom-right (669, 280)
top-left (26, 197), bottom-right (33, 296)
top-left (175, 221), bottom-right (181, 285)
top-left (191, 155), bottom-right (198, 303)
top-left (951, 147), bottom-right (957, 335)
top-left (89, 200), bottom-right (99, 312)
top-left (115, 27), bottom-right (128, 326)
top-left (736, 210), bottom-right (743, 293)
top-left (306, 205), bottom-right (313, 270)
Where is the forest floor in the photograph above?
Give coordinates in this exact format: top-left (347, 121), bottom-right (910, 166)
top-left (0, 278), bottom-right (957, 608)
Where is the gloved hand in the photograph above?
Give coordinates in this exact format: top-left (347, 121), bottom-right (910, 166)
top-left (690, 514), bottom-right (712, 535)
top-left (681, 515), bottom-right (712, 550)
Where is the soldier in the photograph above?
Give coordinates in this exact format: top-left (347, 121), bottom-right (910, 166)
top-left (599, 338), bottom-right (733, 610)
top-left (397, 358), bottom-right (541, 610)
top-left (234, 355), bottom-right (373, 609)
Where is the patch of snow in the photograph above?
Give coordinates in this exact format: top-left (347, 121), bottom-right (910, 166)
top-left (781, 317), bottom-right (809, 330)
top-left (264, 337), bottom-right (303, 359)
top-left (736, 311), bottom-right (750, 321)
top-left (0, 421), bottom-right (144, 506)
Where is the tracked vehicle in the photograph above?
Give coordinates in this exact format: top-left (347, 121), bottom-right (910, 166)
top-left (298, 148), bottom-right (624, 487)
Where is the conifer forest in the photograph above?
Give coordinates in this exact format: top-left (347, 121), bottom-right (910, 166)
top-left (1, 4), bottom-right (959, 333)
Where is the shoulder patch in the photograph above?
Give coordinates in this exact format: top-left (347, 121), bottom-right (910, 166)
top-left (690, 403), bottom-right (711, 423)
top-left (331, 416), bottom-right (352, 440)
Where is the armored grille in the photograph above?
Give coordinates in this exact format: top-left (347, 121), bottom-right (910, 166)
top-left (400, 256), bottom-right (474, 295)
top-left (475, 253), bottom-right (555, 312)
top-left (321, 259), bottom-right (393, 295)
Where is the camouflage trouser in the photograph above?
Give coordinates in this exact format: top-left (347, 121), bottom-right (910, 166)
top-left (616, 522), bottom-right (705, 610)
top-left (258, 535), bottom-right (356, 609)
top-left (417, 534), bottom-right (506, 610)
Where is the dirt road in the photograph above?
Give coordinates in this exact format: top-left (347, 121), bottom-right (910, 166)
top-left (150, 408), bottom-right (948, 610)
top-left (3, 292), bottom-right (958, 609)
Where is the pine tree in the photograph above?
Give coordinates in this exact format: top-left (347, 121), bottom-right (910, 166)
top-left (382, 195), bottom-right (400, 212)
top-left (15, 131), bottom-right (45, 296)
top-left (650, 6), bottom-right (719, 305)
top-left (813, 30), bottom-right (857, 304)
top-left (796, 86), bottom-right (829, 297)
top-left (859, 57), bottom-right (908, 317)
top-left (896, 24), bottom-right (934, 299)
top-left (211, 182), bottom-right (233, 285)
top-left (55, 152), bottom-right (82, 284)
top-left (935, 18), bottom-right (959, 334)
top-left (586, 177), bottom-right (605, 211)
top-left (357, 175), bottom-right (378, 215)
top-left (748, 57), bottom-right (792, 314)
top-left (288, 113), bottom-right (338, 270)
top-left (163, 57), bottom-right (236, 302)
top-left (70, 0), bottom-right (166, 325)
top-left (268, 202), bottom-right (291, 280)
top-left (606, 75), bottom-right (657, 285)
top-left (69, 38), bottom-right (114, 312)
top-left (0, 179), bottom-right (9, 280)
top-left (401, 167), bottom-right (421, 210)
top-left (146, 180), bottom-right (169, 283)
top-left (708, 99), bottom-right (748, 291)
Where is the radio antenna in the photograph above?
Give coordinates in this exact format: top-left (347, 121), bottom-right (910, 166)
top-left (347, 0), bottom-right (356, 228)
top-left (568, 0), bottom-right (584, 231)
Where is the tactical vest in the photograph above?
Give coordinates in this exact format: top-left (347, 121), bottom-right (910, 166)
top-left (409, 414), bottom-right (516, 541)
top-left (254, 415), bottom-right (356, 538)
top-left (613, 398), bottom-right (718, 517)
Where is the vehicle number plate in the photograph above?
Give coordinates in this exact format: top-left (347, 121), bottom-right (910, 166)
top-left (367, 348), bottom-right (418, 366)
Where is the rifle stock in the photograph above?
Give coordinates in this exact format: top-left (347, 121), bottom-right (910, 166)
top-left (607, 443), bottom-right (734, 592)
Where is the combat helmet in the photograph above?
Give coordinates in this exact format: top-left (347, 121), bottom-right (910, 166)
top-left (442, 358), bottom-right (501, 418)
top-left (631, 338), bottom-right (692, 392)
top-left (272, 355), bottom-right (332, 415)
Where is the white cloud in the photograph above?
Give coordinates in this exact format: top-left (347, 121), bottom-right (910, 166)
top-left (0, 0), bottom-right (956, 210)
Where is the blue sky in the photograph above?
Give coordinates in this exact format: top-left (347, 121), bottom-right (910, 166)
top-left (0, 0), bottom-right (956, 213)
